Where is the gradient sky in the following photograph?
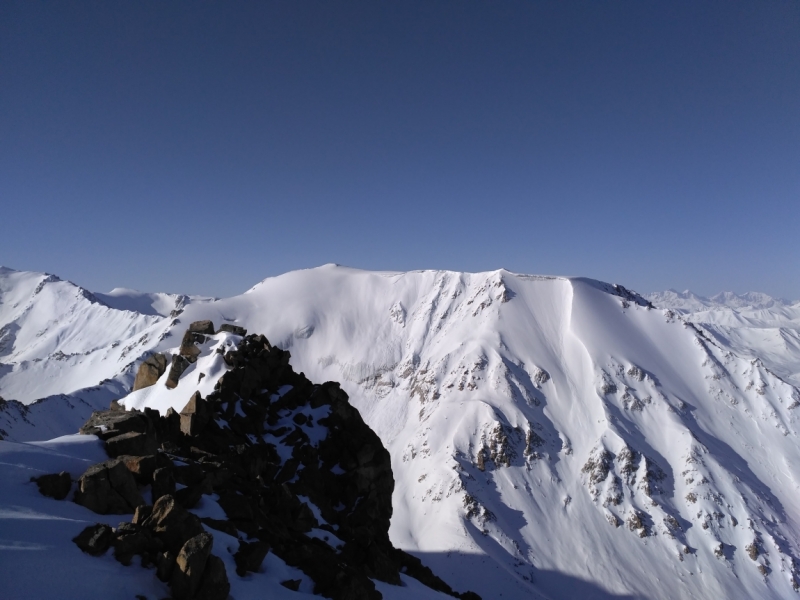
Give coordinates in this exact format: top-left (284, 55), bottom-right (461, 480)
top-left (2, 1), bottom-right (798, 298)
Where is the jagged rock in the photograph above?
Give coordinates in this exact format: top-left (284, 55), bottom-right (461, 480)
top-left (194, 554), bottom-right (230, 600)
top-left (106, 431), bottom-right (158, 458)
top-left (152, 467), bottom-right (176, 503)
top-left (166, 355), bottom-right (190, 389)
top-left (179, 391), bottom-right (210, 436)
top-left (73, 523), bottom-right (113, 555)
top-left (72, 329), bottom-right (481, 600)
top-left (156, 550), bottom-right (176, 582)
top-left (31, 471), bottom-right (71, 500)
top-left (74, 458), bottom-right (145, 514)
top-left (119, 454), bottom-right (157, 483)
top-left (179, 330), bottom-right (206, 363)
top-left (217, 323), bottom-right (246, 336)
top-left (170, 532), bottom-right (213, 600)
top-left (80, 409), bottom-right (149, 440)
top-left (113, 523), bottom-right (153, 565)
top-left (133, 353), bottom-right (169, 391)
top-left (144, 494), bottom-right (204, 554)
top-left (234, 540), bottom-right (270, 576)
top-left (132, 504), bottom-right (153, 525)
top-left (188, 320), bottom-right (215, 335)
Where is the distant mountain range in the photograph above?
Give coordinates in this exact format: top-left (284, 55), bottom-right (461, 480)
top-left (647, 289), bottom-right (796, 312)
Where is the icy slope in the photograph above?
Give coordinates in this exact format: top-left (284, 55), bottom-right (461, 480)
top-left (4, 265), bottom-right (800, 599)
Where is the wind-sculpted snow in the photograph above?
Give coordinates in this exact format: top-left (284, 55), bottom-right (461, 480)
top-left (3, 264), bottom-right (800, 599)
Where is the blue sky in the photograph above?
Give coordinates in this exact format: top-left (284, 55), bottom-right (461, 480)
top-left (2, 1), bottom-right (798, 298)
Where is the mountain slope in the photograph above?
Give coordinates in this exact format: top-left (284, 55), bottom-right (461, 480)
top-left (3, 265), bottom-right (800, 599)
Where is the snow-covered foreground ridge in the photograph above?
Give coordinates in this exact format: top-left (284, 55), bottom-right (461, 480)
top-left (2, 264), bottom-right (800, 599)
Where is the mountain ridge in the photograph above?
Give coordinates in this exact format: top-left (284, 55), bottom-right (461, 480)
top-left (2, 264), bottom-right (800, 599)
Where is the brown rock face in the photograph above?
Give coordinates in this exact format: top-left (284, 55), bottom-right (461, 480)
top-left (170, 532), bottom-right (213, 600)
top-left (119, 454), bottom-right (157, 484)
top-left (188, 320), bottom-right (215, 335)
top-left (179, 391), bottom-right (210, 436)
top-left (133, 353), bottom-right (168, 391)
top-left (179, 329), bottom-right (208, 364)
top-left (166, 355), bottom-right (190, 389)
top-left (144, 494), bottom-right (204, 553)
top-left (74, 459), bottom-right (145, 514)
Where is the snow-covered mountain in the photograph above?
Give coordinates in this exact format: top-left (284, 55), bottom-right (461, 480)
top-left (3, 265), bottom-right (800, 599)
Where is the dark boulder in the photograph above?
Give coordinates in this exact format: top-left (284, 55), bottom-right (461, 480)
top-left (73, 523), bottom-right (113, 556)
top-left (144, 494), bottom-right (204, 554)
top-left (170, 532), bottom-right (213, 600)
top-left (166, 355), bottom-right (190, 389)
top-left (234, 540), bottom-right (270, 576)
top-left (74, 459), bottom-right (145, 514)
top-left (188, 320), bottom-right (215, 335)
top-left (217, 323), bottom-right (246, 336)
top-left (132, 504), bottom-right (153, 525)
top-left (31, 471), bottom-right (71, 500)
top-left (113, 524), bottom-right (153, 566)
top-left (156, 550), bottom-right (176, 582)
top-left (80, 410), bottom-right (149, 440)
top-left (179, 392), bottom-right (210, 437)
top-left (152, 467), bottom-right (176, 503)
top-left (194, 554), bottom-right (230, 600)
top-left (119, 454), bottom-right (158, 483)
top-left (133, 353), bottom-right (168, 391)
top-left (106, 431), bottom-right (158, 458)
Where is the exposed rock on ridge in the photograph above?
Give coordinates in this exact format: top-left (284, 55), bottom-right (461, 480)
top-left (57, 322), bottom-right (479, 600)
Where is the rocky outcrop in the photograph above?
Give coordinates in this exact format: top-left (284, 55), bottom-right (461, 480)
top-left (188, 320), bottom-right (215, 335)
top-left (31, 471), bottom-right (71, 499)
top-left (73, 523), bottom-right (113, 555)
top-left (179, 391), bottom-right (210, 436)
top-left (170, 532), bottom-right (213, 599)
top-left (133, 353), bottom-right (168, 391)
top-left (74, 458), bottom-right (145, 514)
top-left (69, 327), bottom-right (479, 600)
top-left (217, 323), bottom-right (246, 336)
top-left (166, 355), bottom-right (190, 389)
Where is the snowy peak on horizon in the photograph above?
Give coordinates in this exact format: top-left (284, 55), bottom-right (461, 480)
top-left (648, 288), bottom-right (795, 312)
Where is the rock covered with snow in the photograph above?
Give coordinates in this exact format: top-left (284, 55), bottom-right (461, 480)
top-left (58, 323), bottom-right (479, 600)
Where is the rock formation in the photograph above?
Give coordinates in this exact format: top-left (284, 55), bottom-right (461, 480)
top-left (133, 353), bottom-right (169, 391)
top-left (43, 323), bottom-right (479, 600)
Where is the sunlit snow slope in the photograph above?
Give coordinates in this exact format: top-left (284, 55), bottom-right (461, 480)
top-left (2, 265), bottom-right (800, 600)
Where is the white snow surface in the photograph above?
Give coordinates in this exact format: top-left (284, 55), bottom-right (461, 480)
top-left (2, 264), bottom-right (800, 599)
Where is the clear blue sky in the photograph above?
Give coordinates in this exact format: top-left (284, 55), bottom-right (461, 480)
top-left (2, 1), bottom-right (798, 298)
